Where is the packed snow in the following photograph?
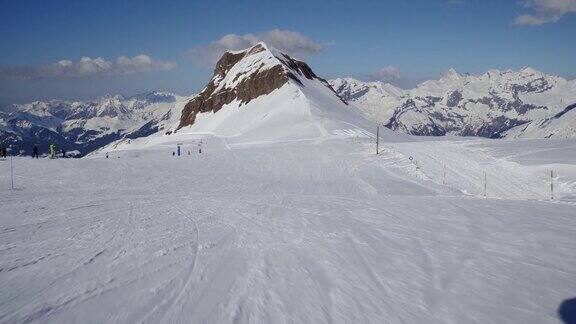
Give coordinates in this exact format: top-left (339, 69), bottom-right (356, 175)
top-left (1, 131), bottom-right (575, 323)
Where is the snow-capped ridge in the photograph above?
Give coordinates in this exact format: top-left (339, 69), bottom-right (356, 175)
top-left (177, 42), bottom-right (348, 132)
top-left (330, 67), bottom-right (576, 139)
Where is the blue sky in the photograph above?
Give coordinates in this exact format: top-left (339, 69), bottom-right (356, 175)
top-left (0, 0), bottom-right (575, 104)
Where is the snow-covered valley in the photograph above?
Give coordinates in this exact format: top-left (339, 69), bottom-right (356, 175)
top-left (1, 132), bottom-right (575, 323)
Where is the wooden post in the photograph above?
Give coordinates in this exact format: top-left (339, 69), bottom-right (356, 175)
top-left (376, 126), bottom-right (379, 155)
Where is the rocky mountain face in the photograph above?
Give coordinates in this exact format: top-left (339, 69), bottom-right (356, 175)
top-left (504, 102), bottom-right (576, 138)
top-left (330, 68), bottom-right (576, 138)
top-left (177, 42), bottom-right (344, 130)
top-left (0, 92), bottom-right (190, 155)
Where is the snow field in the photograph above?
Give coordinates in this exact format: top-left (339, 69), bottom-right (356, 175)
top-left (1, 136), bottom-right (575, 323)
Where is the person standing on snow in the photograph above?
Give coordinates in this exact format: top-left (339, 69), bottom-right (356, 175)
top-left (32, 145), bottom-right (39, 159)
top-left (49, 144), bottom-right (56, 159)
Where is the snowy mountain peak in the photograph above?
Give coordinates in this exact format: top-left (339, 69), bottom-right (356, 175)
top-left (444, 68), bottom-right (461, 78)
top-left (129, 90), bottom-right (176, 103)
top-left (177, 43), bottom-right (344, 129)
top-left (437, 68), bottom-right (469, 85)
top-left (520, 66), bottom-right (539, 76)
top-left (486, 69), bottom-right (504, 78)
top-left (329, 78), bottom-right (405, 101)
top-left (100, 94), bottom-right (126, 102)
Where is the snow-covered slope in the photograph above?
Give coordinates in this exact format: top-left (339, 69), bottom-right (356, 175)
top-left (330, 68), bottom-right (576, 138)
top-left (0, 92), bottom-right (192, 155)
top-left (2, 134), bottom-right (575, 323)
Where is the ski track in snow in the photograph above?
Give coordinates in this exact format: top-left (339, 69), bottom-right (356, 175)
top-left (0, 136), bottom-right (575, 323)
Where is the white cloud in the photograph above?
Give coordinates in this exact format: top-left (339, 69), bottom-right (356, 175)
top-left (0, 54), bottom-right (176, 80)
top-left (514, 14), bottom-right (552, 25)
top-left (188, 29), bottom-right (324, 65)
top-left (262, 29), bottom-right (324, 54)
top-left (515, 0), bottom-right (576, 26)
top-left (368, 66), bottom-right (403, 82)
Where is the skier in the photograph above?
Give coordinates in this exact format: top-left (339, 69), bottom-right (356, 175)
top-left (106, 152), bottom-right (109, 159)
top-left (61, 149), bottom-right (66, 158)
top-left (32, 145), bottom-right (39, 159)
top-left (0, 147), bottom-right (6, 158)
top-left (49, 144), bottom-right (56, 159)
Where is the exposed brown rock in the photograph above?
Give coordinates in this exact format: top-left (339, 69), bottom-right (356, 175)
top-left (177, 44), bottom-right (346, 130)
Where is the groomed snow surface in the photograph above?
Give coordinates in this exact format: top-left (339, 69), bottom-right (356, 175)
top-left (1, 133), bottom-right (575, 323)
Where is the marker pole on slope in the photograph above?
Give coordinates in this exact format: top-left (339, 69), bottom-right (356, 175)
top-left (10, 155), bottom-right (14, 190)
top-left (484, 171), bottom-right (487, 199)
top-left (550, 170), bottom-right (554, 200)
top-left (376, 126), bottom-right (379, 155)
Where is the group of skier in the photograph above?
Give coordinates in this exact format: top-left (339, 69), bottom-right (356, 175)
top-left (2, 141), bottom-right (207, 159)
top-left (30, 144), bottom-right (66, 159)
top-left (173, 141), bottom-right (204, 157)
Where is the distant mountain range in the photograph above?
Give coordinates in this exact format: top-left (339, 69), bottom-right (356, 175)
top-left (330, 68), bottom-right (576, 139)
top-left (2, 52), bottom-right (575, 157)
top-left (0, 92), bottom-right (191, 155)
